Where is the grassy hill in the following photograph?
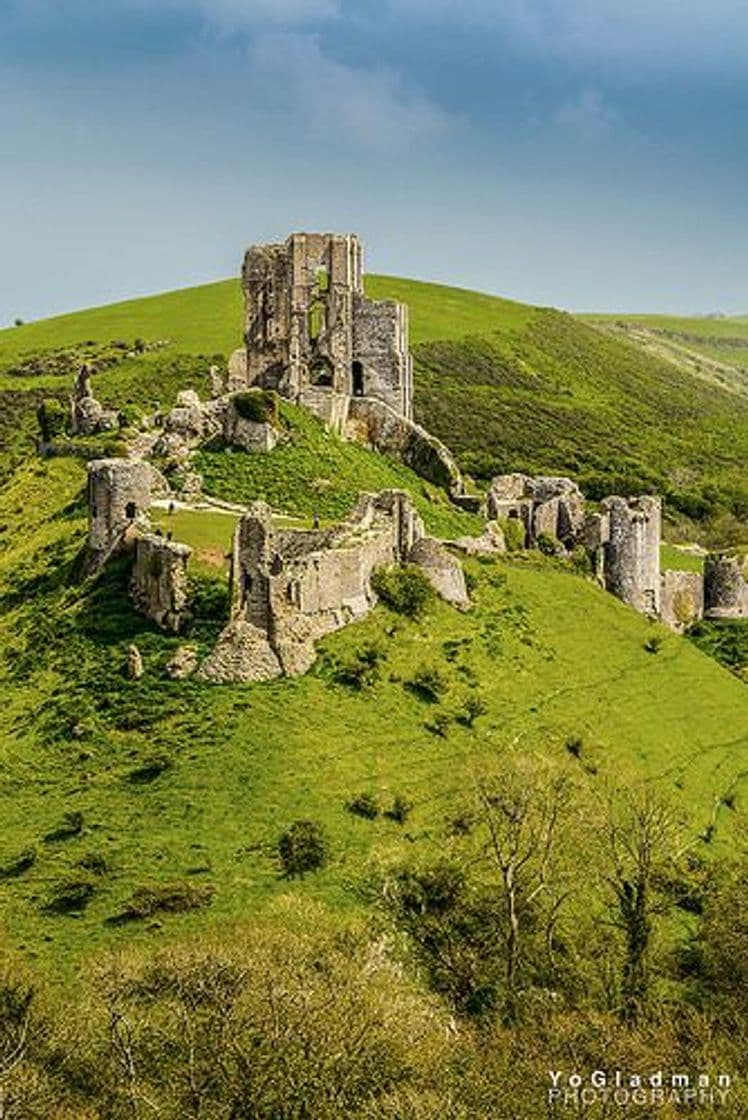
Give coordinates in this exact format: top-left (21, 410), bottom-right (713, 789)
top-left (4, 276), bottom-right (748, 545)
top-left (2, 276), bottom-right (748, 977)
top-left (2, 450), bottom-right (748, 972)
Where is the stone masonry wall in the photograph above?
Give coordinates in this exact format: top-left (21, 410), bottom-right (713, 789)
top-left (131, 534), bottom-right (192, 633)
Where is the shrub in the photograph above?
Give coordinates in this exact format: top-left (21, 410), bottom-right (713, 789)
top-left (536, 531), bottom-right (560, 557)
top-left (232, 390), bottom-right (278, 425)
top-left (189, 572), bottom-right (230, 624)
top-left (645, 636), bottom-right (663, 655)
top-left (407, 665), bottom-right (449, 703)
top-left (332, 643), bottom-right (385, 690)
top-left (347, 793), bottom-right (380, 820)
top-left (0, 847), bottom-right (37, 880)
top-left (497, 517), bottom-right (526, 552)
top-left (44, 810), bottom-right (84, 842)
top-left (278, 820), bottom-right (327, 877)
top-left (570, 545), bottom-right (593, 575)
top-left (385, 796), bottom-right (412, 824)
top-left (36, 398), bottom-right (67, 442)
top-left (457, 694), bottom-right (487, 727)
top-left (117, 402), bottom-right (143, 429)
top-left (121, 880), bottom-right (215, 920)
top-left (371, 566), bottom-right (433, 619)
top-left (45, 872), bottom-right (97, 914)
top-left (425, 712), bottom-right (451, 738)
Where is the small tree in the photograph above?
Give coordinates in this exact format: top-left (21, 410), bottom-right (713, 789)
top-left (278, 820), bottom-right (327, 877)
top-left (603, 790), bottom-right (683, 1023)
top-left (371, 566), bottom-right (433, 619)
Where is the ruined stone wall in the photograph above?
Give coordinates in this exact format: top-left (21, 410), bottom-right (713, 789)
top-left (602, 496), bottom-right (661, 616)
top-left (660, 570), bottom-right (704, 632)
top-left (704, 553), bottom-right (748, 618)
top-left (131, 534), bottom-right (192, 633)
top-left (352, 294), bottom-right (412, 417)
top-left (486, 474), bottom-right (586, 548)
top-left (87, 459), bottom-right (155, 557)
top-left (211, 490), bottom-right (426, 680)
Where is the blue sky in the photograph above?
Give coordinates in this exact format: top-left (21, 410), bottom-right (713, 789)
top-left (1, 0), bottom-right (746, 322)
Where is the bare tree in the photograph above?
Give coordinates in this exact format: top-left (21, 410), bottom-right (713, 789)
top-left (473, 769), bottom-right (571, 1021)
top-left (603, 789), bottom-right (682, 1023)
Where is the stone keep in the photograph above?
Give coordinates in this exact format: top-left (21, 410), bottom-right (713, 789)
top-left (87, 459), bottom-right (154, 556)
top-left (241, 233), bottom-right (413, 432)
top-left (601, 496), bottom-right (661, 616)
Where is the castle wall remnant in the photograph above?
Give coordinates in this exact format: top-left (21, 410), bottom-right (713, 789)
top-left (199, 490), bottom-right (430, 682)
top-left (704, 553), bottom-right (748, 619)
top-left (486, 474), bottom-right (586, 549)
top-left (241, 233), bottom-right (412, 432)
top-left (601, 496), bottom-right (661, 617)
top-left (660, 570), bottom-right (704, 633)
top-left (131, 534), bottom-right (192, 633)
top-left (87, 459), bottom-right (156, 558)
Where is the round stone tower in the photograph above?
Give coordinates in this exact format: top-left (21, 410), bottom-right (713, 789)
top-left (704, 552), bottom-right (748, 619)
top-left (602, 495), bottom-right (661, 617)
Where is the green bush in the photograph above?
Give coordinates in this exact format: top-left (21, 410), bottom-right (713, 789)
top-left (384, 796), bottom-right (412, 824)
top-left (407, 665), bottom-right (449, 703)
top-left (347, 792), bottom-right (380, 820)
top-left (232, 390), bottom-right (278, 425)
top-left (36, 398), bottom-right (67, 442)
top-left (371, 565), bottom-right (433, 619)
top-left (497, 517), bottom-right (526, 552)
top-left (121, 880), bottom-right (215, 920)
top-left (457, 694), bottom-right (487, 727)
top-left (278, 820), bottom-right (327, 877)
top-left (536, 531), bottom-right (560, 557)
top-left (332, 642), bottom-right (385, 690)
top-left (0, 847), bottom-right (37, 880)
top-left (45, 872), bottom-right (97, 914)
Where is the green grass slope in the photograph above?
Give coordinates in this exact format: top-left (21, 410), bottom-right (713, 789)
top-left (5, 275), bottom-right (748, 542)
top-left (1, 456), bottom-right (748, 972)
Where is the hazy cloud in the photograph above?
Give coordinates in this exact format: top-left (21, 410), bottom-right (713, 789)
top-left (247, 31), bottom-right (454, 150)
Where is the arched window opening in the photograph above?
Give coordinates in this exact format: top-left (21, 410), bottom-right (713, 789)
top-left (352, 360), bottom-right (365, 397)
top-left (125, 501), bottom-right (137, 520)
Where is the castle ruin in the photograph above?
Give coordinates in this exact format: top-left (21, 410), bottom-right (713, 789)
top-left (240, 233), bottom-right (412, 432)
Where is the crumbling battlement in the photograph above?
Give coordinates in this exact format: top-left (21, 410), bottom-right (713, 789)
top-left (240, 233), bottom-right (412, 432)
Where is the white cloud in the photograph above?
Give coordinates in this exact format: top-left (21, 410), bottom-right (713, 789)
top-left (247, 31), bottom-right (454, 151)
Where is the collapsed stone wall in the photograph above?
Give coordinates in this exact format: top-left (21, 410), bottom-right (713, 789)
top-left (131, 534), bottom-right (192, 633)
top-left (486, 474), bottom-right (586, 549)
top-left (660, 569), bottom-right (704, 633)
top-left (346, 397), bottom-right (464, 495)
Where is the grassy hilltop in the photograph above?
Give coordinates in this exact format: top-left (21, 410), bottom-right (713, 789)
top-left (0, 275), bottom-right (748, 976)
top-left (4, 276), bottom-right (748, 544)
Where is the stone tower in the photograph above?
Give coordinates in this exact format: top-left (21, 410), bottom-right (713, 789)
top-left (601, 496), bottom-right (661, 617)
top-left (87, 459), bottom-right (154, 557)
top-left (704, 553), bottom-right (748, 618)
top-left (241, 233), bottom-right (412, 431)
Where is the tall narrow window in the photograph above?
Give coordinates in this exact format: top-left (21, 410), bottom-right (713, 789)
top-left (352, 360), bottom-right (365, 397)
